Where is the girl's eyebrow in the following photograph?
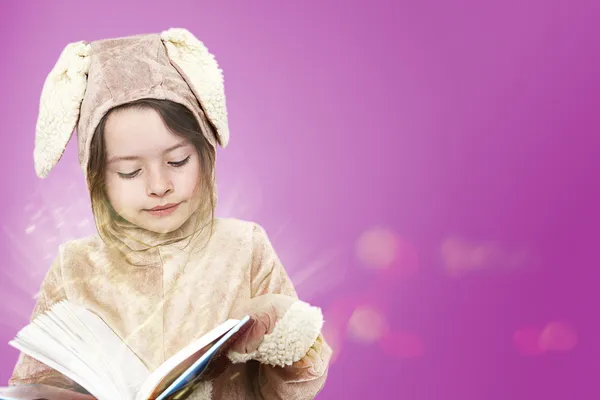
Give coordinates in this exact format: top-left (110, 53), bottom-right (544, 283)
top-left (107, 142), bottom-right (188, 164)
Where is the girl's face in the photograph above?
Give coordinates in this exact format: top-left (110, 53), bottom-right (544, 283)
top-left (103, 107), bottom-right (202, 234)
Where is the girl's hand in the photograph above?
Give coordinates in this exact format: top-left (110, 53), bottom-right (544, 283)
top-left (228, 294), bottom-right (293, 356)
top-left (227, 294), bottom-right (324, 367)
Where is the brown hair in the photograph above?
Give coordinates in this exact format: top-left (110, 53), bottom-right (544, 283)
top-left (86, 98), bottom-right (217, 247)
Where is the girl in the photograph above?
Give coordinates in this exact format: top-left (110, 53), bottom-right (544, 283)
top-left (7, 28), bottom-right (331, 399)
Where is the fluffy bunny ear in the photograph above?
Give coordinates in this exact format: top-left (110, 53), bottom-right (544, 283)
top-left (160, 28), bottom-right (230, 148)
top-left (34, 41), bottom-right (91, 178)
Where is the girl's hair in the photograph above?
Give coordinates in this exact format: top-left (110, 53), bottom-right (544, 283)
top-left (87, 98), bottom-right (217, 247)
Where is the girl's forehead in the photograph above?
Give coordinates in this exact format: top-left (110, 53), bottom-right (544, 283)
top-left (104, 108), bottom-right (189, 156)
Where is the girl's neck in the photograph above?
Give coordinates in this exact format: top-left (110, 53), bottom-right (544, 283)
top-left (103, 210), bottom-right (214, 266)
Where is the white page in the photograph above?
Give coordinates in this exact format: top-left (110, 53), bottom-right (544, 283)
top-left (47, 303), bottom-right (124, 398)
top-left (16, 322), bottom-right (104, 396)
top-left (35, 311), bottom-right (114, 392)
top-left (56, 302), bottom-right (150, 398)
top-left (9, 337), bottom-right (110, 400)
top-left (8, 300), bottom-right (143, 400)
top-left (36, 312), bottom-right (100, 373)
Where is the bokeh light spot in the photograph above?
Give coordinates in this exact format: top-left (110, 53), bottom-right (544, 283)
top-left (357, 226), bottom-right (420, 285)
top-left (321, 321), bottom-right (344, 364)
top-left (540, 321), bottom-right (578, 352)
top-left (347, 305), bottom-right (389, 343)
top-left (355, 227), bottom-right (399, 269)
top-left (514, 327), bottom-right (545, 356)
top-left (321, 295), bottom-right (360, 364)
top-left (441, 236), bottom-right (505, 276)
top-left (385, 236), bottom-right (419, 281)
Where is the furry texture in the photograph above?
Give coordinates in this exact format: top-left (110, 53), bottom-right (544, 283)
top-left (34, 28), bottom-right (229, 179)
top-left (187, 381), bottom-right (212, 400)
top-left (228, 300), bottom-right (324, 367)
top-left (161, 28), bottom-right (230, 148)
top-left (34, 41), bottom-right (91, 178)
top-left (9, 219), bottom-right (331, 399)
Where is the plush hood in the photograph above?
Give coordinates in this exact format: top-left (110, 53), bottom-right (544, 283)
top-left (33, 28), bottom-right (229, 256)
top-left (33, 28), bottom-right (229, 180)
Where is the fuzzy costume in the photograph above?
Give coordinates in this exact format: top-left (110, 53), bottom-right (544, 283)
top-left (9, 28), bottom-right (331, 399)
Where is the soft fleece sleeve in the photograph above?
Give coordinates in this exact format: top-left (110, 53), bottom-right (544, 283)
top-left (8, 251), bottom-right (89, 394)
top-left (247, 223), bottom-right (332, 399)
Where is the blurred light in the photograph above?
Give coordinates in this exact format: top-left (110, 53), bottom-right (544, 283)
top-left (539, 321), bottom-right (578, 352)
top-left (322, 295), bottom-right (359, 364)
top-left (324, 295), bottom-right (361, 325)
top-left (356, 226), bottom-right (419, 285)
top-left (379, 239), bottom-right (420, 287)
top-left (441, 236), bottom-right (534, 277)
top-left (514, 327), bottom-right (545, 356)
top-left (321, 321), bottom-right (343, 364)
top-left (347, 305), bottom-right (389, 343)
top-left (379, 331), bottom-right (425, 359)
top-left (215, 171), bottom-right (264, 218)
top-left (0, 184), bottom-right (97, 326)
top-left (441, 236), bottom-right (501, 276)
top-left (355, 226), bottom-right (399, 269)
top-left (288, 248), bottom-right (345, 301)
top-left (31, 209), bottom-right (42, 221)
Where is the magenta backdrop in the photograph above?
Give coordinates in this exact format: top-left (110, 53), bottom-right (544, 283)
top-left (1, 1), bottom-right (600, 399)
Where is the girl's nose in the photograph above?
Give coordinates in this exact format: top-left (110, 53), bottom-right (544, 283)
top-left (147, 168), bottom-right (173, 197)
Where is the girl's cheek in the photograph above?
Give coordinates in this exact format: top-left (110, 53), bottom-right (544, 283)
top-left (109, 180), bottom-right (141, 206)
top-left (124, 183), bottom-right (144, 202)
top-left (172, 174), bottom-right (195, 196)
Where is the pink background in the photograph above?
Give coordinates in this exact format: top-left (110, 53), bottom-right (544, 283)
top-left (1, 1), bottom-right (600, 398)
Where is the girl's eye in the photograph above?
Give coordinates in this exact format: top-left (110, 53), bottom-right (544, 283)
top-left (117, 169), bottom-right (140, 179)
top-left (116, 156), bottom-right (189, 179)
top-left (169, 156), bottom-right (191, 167)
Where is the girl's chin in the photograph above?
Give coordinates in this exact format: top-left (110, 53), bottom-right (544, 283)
top-left (141, 218), bottom-right (186, 234)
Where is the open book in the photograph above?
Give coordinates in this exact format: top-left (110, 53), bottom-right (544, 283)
top-left (2, 300), bottom-right (251, 400)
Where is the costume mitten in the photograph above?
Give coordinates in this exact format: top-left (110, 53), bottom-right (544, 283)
top-left (227, 294), bottom-right (324, 367)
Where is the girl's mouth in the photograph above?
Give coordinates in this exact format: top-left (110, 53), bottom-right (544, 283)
top-left (145, 202), bottom-right (180, 216)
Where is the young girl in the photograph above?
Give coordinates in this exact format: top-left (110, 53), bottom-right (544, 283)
top-left (7, 28), bottom-right (331, 399)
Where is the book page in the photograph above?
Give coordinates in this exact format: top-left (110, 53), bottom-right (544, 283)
top-left (65, 302), bottom-right (150, 397)
top-left (144, 338), bottom-right (217, 399)
top-left (135, 318), bottom-right (244, 400)
top-left (9, 337), bottom-right (109, 399)
top-left (0, 384), bottom-right (96, 400)
top-left (153, 316), bottom-right (251, 400)
top-left (9, 301), bottom-right (150, 400)
top-left (10, 304), bottom-right (114, 399)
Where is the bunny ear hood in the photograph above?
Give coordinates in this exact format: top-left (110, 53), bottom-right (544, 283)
top-left (34, 28), bottom-right (229, 180)
top-left (34, 41), bottom-right (91, 179)
top-left (160, 28), bottom-right (229, 148)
